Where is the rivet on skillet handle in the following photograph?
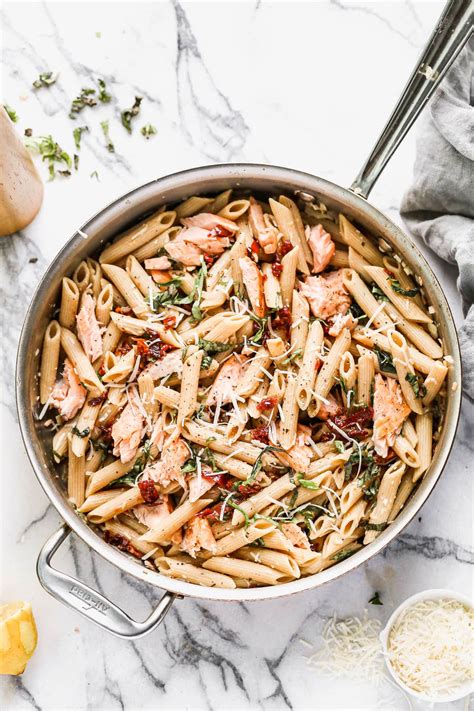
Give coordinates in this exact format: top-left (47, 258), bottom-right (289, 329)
top-left (351, 0), bottom-right (473, 199)
top-left (37, 525), bottom-right (177, 639)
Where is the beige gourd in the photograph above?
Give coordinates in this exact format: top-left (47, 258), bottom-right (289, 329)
top-left (0, 106), bottom-right (43, 236)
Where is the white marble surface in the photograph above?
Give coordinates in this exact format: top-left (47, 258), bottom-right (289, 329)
top-left (1, 2), bottom-right (473, 710)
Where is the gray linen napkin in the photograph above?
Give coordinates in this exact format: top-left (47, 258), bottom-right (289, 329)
top-left (400, 36), bottom-right (474, 400)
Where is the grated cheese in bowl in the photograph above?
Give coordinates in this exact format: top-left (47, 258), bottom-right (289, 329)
top-left (386, 597), bottom-right (474, 701)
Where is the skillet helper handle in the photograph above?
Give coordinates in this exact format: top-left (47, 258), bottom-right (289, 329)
top-left (37, 524), bottom-right (176, 639)
top-left (351, 0), bottom-right (473, 198)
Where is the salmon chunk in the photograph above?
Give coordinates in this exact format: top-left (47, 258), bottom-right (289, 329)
top-left (206, 355), bottom-right (246, 407)
top-left (299, 270), bottom-right (351, 320)
top-left (180, 516), bottom-right (217, 558)
top-left (141, 438), bottom-right (190, 488)
top-left (144, 256), bottom-right (172, 271)
top-left (182, 213), bottom-right (238, 235)
top-left (316, 392), bottom-right (341, 421)
top-left (145, 348), bottom-right (183, 380)
top-left (165, 234), bottom-right (203, 266)
top-left (249, 197), bottom-right (278, 254)
top-left (134, 494), bottom-right (173, 530)
top-left (239, 256), bottom-right (266, 318)
top-left (111, 387), bottom-right (146, 463)
top-left (76, 293), bottom-right (102, 361)
top-left (373, 374), bottom-right (410, 457)
top-left (50, 358), bottom-right (87, 420)
top-left (281, 522), bottom-right (311, 549)
top-left (181, 225), bottom-right (231, 255)
top-left (305, 224), bottom-right (335, 273)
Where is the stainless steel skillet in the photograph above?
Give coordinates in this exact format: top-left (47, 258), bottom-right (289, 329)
top-left (16, 0), bottom-right (472, 638)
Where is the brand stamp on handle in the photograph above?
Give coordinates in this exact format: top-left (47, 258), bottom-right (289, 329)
top-left (69, 585), bottom-right (109, 615)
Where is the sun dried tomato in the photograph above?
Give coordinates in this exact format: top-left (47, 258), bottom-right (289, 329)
top-left (115, 342), bottom-right (133, 357)
top-left (202, 470), bottom-right (231, 489)
top-left (374, 449), bottom-right (396, 466)
top-left (271, 261), bottom-right (283, 277)
top-left (135, 339), bottom-right (149, 357)
top-left (251, 425), bottom-right (270, 444)
top-left (277, 240), bottom-right (293, 259)
top-left (211, 225), bottom-right (232, 238)
top-left (250, 240), bottom-right (260, 255)
top-left (203, 254), bottom-right (215, 267)
top-left (162, 316), bottom-right (176, 330)
top-left (329, 406), bottom-right (374, 440)
top-left (271, 306), bottom-right (292, 337)
top-left (114, 306), bottom-right (132, 315)
top-left (89, 393), bottom-right (107, 407)
top-left (236, 482), bottom-right (261, 497)
top-left (148, 342), bottom-right (174, 361)
top-left (138, 479), bottom-right (160, 503)
top-left (104, 531), bottom-right (142, 559)
top-left (257, 396), bottom-right (278, 412)
top-left (196, 502), bottom-right (227, 521)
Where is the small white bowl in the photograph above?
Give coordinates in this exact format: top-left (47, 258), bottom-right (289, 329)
top-left (380, 588), bottom-right (474, 704)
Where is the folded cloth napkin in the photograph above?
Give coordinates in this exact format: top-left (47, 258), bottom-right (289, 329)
top-left (400, 36), bottom-right (474, 400)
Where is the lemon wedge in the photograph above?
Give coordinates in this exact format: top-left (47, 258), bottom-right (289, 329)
top-left (0, 601), bottom-right (38, 675)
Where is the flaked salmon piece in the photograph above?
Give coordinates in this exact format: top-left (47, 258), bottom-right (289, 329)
top-left (133, 494), bottom-right (173, 530)
top-left (165, 234), bottom-right (203, 266)
top-left (145, 348), bottom-right (183, 381)
top-left (239, 256), bottom-right (266, 318)
top-left (206, 355), bottom-right (246, 407)
top-left (150, 270), bottom-right (172, 284)
top-left (182, 225), bottom-right (230, 255)
top-left (277, 443), bottom-right (312, 474)
top-left (296, 423), bottom-right (312, 446)
top-left (180, 516), bottom-right (217, 558)
top-left (182, 212), bottom-right (238, 235)
top-left (305, 224), bottom-right (335, 273)
top-left (328, 312), bottom-right (358, 337)
top-left (299, 270), bottom-right (351, 320)
top-left (76, 293), bottom-right (102, 361)
top-left (50, 358), bottom-right (87, 420)
top-left (112, 387), bottom-right (146, 463)
top-left (188, 466), bottom-right (215, 503)
top-left (281, 522), bottom-right (311, 550)
top-left (249, 197), bottom-right (278, 254)
top-left (141, 437), bottom-right (190, 488)
top-left (373, 373), bottom-right (410, 457)
top-left (144, 256), bottom-right (172, 271)
top-left (316, 392), bottom-right (341, 421)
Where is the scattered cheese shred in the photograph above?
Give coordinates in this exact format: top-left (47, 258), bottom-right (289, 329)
top-left (304, 613), bottom-right (384, 683)
top-left (387, 598), bottom-right (474, 697)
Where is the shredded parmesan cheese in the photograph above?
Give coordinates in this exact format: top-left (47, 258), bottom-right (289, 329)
top-left (387, 598), bottom-right (474, 697)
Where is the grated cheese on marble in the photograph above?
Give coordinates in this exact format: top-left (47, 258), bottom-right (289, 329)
top-left (387, 598), bottom-right (474, 697)
top-left (304, 613), bottom-right (384, 683)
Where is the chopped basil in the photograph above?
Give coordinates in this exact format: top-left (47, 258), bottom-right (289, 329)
top-left (74, 154), bottom-right (79, 171)
top-left (191, 260), bottom-right (207, 322)
top-left (25, 134), bottom-right (72, 180)
top-left (365, 522), bottom-right (388, 532)
top-left (90, 170), bottom-right (100, 180)
top-left (371, 283), bottom-right (389, 301)
top-left (349, 302), bottom-right (367, 323)
top-left (73, 125), bottom-right (88, 150)
top-left (69, 87), bottom-right (97, 118)
top-left (71, 426), bottom-right (90, 438)
top-left (198, 338), bottom-right (232, 355)
top-left (331, 547), bottom-right (357, 562)
top-left (405, 372), bottom-right (427, 399)
top-left (4, 104), bottom-right (18, 122)
top-left (368, 592), bottom-right (383, 605)
top-left (234, 445), bottom-right (281, 490)
top-left (296, 474), bottom-right (319, 490)
top-left (389, 279), bottom-right (420, 297)
top-left (281, 348), bottom-right (303, 365)
top-left (121, 96), bottom-right (142, 132)
top-left (201, 355), bottom-right (213, 370)
top-left (141, 123), bottom-right (157, 139)
top-left (228, 499), bottom-right (250, 527)
top-left (334, 440), bottom-right (345, 453)
top-left (374, 347), bottom-right (396, 375)
top-left (100, 120), bottom-right (115, 153)
top-left (97, 78), bottom-right (111, 103)
top-left (33, 71), bottom-right (58, 89)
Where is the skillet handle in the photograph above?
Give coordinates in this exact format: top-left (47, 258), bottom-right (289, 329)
top-left (351, 0), bottom-right (473, 198)
top-left (37, 524), bottom-right (176, 639)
